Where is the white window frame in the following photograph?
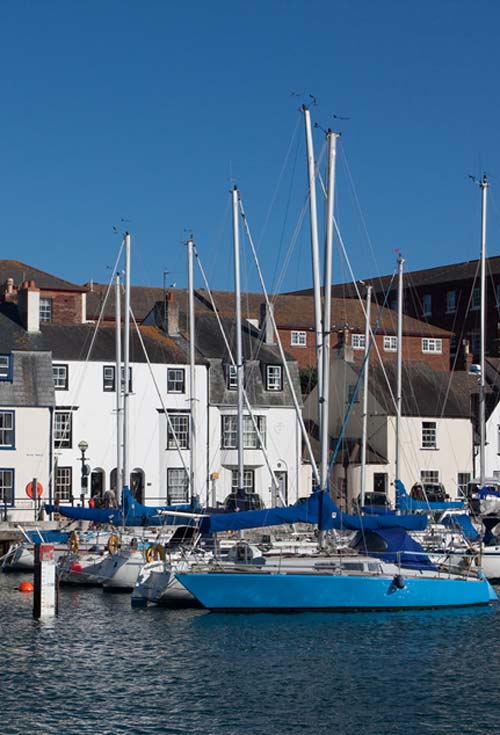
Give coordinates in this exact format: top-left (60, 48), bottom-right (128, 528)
top-left (422, 338), bottom-right (442, 354)
top-left (39, 297), bottom-right (53, 323)
top-left (103, 366), bottom-right (115, 392)
top-left (167, 368), bottom-right (185, 394)
top-left (384, 336), bottom-right (397, 352)
top-left (457, 472), bottom-right (471, 499)
top-left (54, 411), bottom-right (72, 449)
top-left (167, 413), bottom-right (189, 450)
top-left (231, 469), bottom-right (255, 492)
top-left (55, 466), bottom-right (72, 502)
top-left (53, 364), bottom-right (68, 390)
top-left (352, 334), bottom-right (366, 350)
top-left (222, 415), bottom-right (266, 450)
top-left (0, 411), bottom-right (15, 448)
top-left (291, 331), bottom-right (307, 347)
top-left (0, 468), bottom-right (14, 505)
top-left (420, 469), bottom-right (439, 484)
top-left (167, 468), bottom-right (189, 503)
top-left (0, 355), bottom-right (11, 381)
top-left (421, 420), bottom-right (437, 450)
top-left (266, 365), bottom-right (282, 391)
top-left (227, 364), bottom-right (237, 390)
top-left (422, 294), bottom-right (432, 316)
top-left (446, 290), bottom-right (456, 313)
top-left (471, 287), bottom-right (480, 310)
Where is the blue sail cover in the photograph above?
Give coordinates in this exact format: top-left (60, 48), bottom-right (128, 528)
top-left (350, 527), bottom-right (437, 571)
top-left (44, 487), bottom-right (195, 527)
top-left (25, 530), bottom-right (70, 544)
top-left (478, 487), bottom-right (500, 499)
top-left (395, 480), bottom-right (464, 512)
top-left (199, 490), bottom-right (427, 535)
top-left (441, 513), bottom-right (480, 541)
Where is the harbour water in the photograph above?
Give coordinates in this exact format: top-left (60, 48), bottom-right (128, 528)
top-left (2, 572), bottom-right (500, 735)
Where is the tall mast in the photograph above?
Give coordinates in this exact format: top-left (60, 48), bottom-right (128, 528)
top-left (187, 235), bottom-right (197, 502)
top-left (302, 106), bottom-right (323, 441)
top-left (115, 272), bottom-right (123, 498)
top-left (232, 186), bottom-right (245, 498)
top-left (320, 129), bottom-right (338, 490)
top-left (123, 232), bottom-right (131, 493)
top-left (479, 175), bottom-right (488, 486)
top-left (360, 285), bottom-right (372, 506)
top-left (395, 253), bottom-right (404, 488)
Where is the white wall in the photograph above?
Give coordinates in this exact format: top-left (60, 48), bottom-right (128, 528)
top-left (4, 407), bottom-right (52, 523)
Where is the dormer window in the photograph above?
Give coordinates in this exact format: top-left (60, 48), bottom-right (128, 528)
top-left (266, 365), bottom-right (283, 391)
top-left (226, 364), bottom-right (238, 390)
top-left (40, 298), bottom-right (53, 323)
top-left (0, 355), bottom-right (12, 381)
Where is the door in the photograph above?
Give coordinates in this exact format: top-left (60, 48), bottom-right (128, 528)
top-left (274, 471), bottom-right (288, 506)
top-left (130, 468), bottom-right (145, 503)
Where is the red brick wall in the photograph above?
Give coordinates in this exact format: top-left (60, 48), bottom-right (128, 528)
top-left (42, 290), bottom-right (83, 325)
top-left (279, 328), bottom-right (450, 371)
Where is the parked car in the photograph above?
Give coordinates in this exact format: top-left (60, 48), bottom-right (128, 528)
top-left (223, 492), bottom-right (265, 512)
top-left (353, 492), bottom-right (391, 512)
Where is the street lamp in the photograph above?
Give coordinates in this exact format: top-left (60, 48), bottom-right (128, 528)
top-left (78, 440), bottom-right (89, 507)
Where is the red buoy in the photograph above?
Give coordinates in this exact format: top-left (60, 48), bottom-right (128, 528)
top-left (19, 581), bottom-right (34, 593)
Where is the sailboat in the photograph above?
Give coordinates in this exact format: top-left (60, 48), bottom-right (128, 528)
top-left (175, 111), bottom-right (497, 612)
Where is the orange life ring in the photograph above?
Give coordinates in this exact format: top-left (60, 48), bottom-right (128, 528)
top-left (25, 481), bottom-right (43, 499)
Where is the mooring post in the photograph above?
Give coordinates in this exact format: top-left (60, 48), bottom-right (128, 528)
top-left (33, 544), bottom-right (58, 619)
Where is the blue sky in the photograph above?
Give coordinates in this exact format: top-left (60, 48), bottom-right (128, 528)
top-left (1, 0), bottom-right (499, 295)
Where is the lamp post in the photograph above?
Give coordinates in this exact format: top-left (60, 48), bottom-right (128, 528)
top-left (78, 440), bottom-right (89, 507)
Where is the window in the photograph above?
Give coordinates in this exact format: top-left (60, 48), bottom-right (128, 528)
top-left (55, 466), bottom-right (72, 502)
top-left (291, 331), bottom-right (307, 347)
top-left (457, 472), bottom-right (471, 499)
top-left (103, 366), bottom-right (115, 392)
top-left (0, 355), bottom-right (11, 381)
top-left (384, 336), bottom-right (397, 352)
top-left (167, 368), bottom-right (185, 394)
top-left (266, 365), bottom-right (283, 391)
top-left (471, 288), bottom-right (480, 310)
top-left (450, 335), bottom-right (457, 355)
top-left (422, 294), bottom-right (432, 316)
top-left (39, 298), bottom-right (53, 323)
top-left (420, 469), bottom-right (439, 484)
top-left (352, 334), bottom-right (366, 350)
top-left (167, 468), bottom-right (189, 503)
top-left (53, 364), bottom-right (68, 390)
top-left (167, 413), bottom-right (189, 449)
top-left (54, 411), bottom-right (72, 449)
top-left (446, 290), bottom-right (456, 313)
top-left (226, 364), bottom-right (237, 390)
top-left (231, 469), bottom-right (255, 492)
top-left (0, 469), bottom-right (14, 504)
top-left (222, 415), bottom-right (266, 449)
top-left (422, 338), bottom-right (442, 354)
top-left (0, 411), bottom-right (14, 448)
top-left (422, 421), bottom-right (437, 449)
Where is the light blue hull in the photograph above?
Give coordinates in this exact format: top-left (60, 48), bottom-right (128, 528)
top-left (176, 572), bottom-right (498, 612)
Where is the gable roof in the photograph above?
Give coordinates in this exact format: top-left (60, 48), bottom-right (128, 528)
top-left (0, 260), bottom-right (87, 292)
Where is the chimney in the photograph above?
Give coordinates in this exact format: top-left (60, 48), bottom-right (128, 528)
top-left (335, 326), bottom-right (354, 363)
top-left (18, 280), bottom-right (40, 332)
top-left (165, 292), bottom-right (179, 336)
top-left (455, 338), bottom-right (474, 371)
top-left (259, 302), bottom-right (275, 345)
top-left (3, 277), bottom-right (18, 303)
